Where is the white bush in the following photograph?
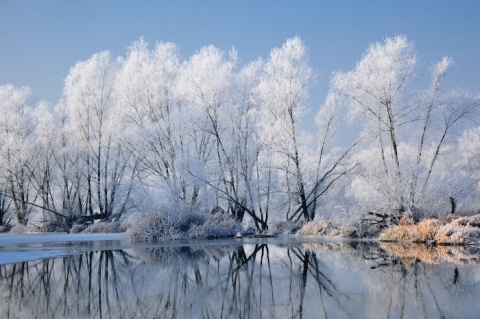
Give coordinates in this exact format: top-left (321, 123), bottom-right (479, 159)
top-left (127, 208), bottom-right (243, 242)
top-left (188, 213), bottom-right (241, 238)
top-left (127, 211), bottom-right (184, 242)
top-left (83, 221), bottom-right (121, 233)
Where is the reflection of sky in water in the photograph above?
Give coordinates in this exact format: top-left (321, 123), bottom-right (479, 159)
top-left (0, 233), bottom-right (128, 265)
top-left (0, 236), bottom-right (480, 318)
top-left (0, 249), bottom-right (66, 265)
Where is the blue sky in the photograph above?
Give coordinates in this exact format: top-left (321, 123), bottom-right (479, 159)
top-left (1, 0), bottom-right (479, 109)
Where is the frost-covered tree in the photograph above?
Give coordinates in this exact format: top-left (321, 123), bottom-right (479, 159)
top-left (115, 40), bottom-right (258, 228)
top-left (305, 93), bottom-right (359, 220)
top-left (332, 35), bottom-right (478, 217)
top-left (62, 51), bottom-right (131, 219)
top-left (175, 45), bottom-right (236, 208)
top-left (254, 37), bottom-right (314, 222)
top-left (227, 59), bottom-right (269, 228)
top-left (0, 85), bottom-right (37, 225)
top-left (253, 37), bottom-right (356, 223)
top-left (459, 127), bottom-right (480, 194)
top-left (51, 100), bottom-right (82, 217)
top-left (28, 102), bottom-right (58, 220)
top-left (115, 39), bottom-right (193, 209)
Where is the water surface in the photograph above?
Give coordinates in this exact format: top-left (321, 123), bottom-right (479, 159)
top-left (1, 234), bottom-right (479, 318)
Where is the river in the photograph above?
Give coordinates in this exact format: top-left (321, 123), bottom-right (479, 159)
top-left (1, 233), bottom-right (479, 318)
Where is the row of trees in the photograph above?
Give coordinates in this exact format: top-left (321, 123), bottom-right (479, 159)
top-left (0, 35), bottom-right (478, 230)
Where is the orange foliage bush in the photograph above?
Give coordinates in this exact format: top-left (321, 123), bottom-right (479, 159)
top-left (380, 214), bottom-right (480, 244)
top-left (380, 219), bottom-right (440, 242)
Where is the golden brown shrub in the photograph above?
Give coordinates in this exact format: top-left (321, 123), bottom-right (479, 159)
top-left (380, 219), bottom-right (440, 242)
top-left (380, 214), bottom-right (480, 245)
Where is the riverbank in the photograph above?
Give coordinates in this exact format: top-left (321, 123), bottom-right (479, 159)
top-left (380, 214), bottom-right (480, 245)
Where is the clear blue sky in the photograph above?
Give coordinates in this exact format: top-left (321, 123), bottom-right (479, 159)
top-left (1, 0), bottom-right (479, 108)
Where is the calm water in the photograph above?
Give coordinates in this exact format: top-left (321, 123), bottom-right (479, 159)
top-left (1, 235), bottom-right (480, 318)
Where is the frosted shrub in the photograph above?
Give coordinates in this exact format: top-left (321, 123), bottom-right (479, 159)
top-left (83, 221), bottom-right (121, 233)
top-left (298, 220), bottom-right (359, 238)
top-left (177, 212), bottom-right (208, 232)
top-left (9, 224), bottom-right (28, 233)
top-left (298, 221), bottom-right (334, 236)
top-left (269, 220), bottom-right (304, 235)
top-left (37, 221), bottom-right (67, 233)
top-left (70, 224), bottom-right (86, 233)
top-left (127, 212), bottom-right (183, 242)
top-left (188, 213), bottom-right (241, 238)
top-left (450, 214), bottom-right (480, 228)
top-left (437, 213), bottom-right (480, 244)
top-left (436, 224), bottom-right (480, 244)
top-left (127, 209), bottom-right (243, 241)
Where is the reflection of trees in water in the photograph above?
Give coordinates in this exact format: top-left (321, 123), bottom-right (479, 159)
top-left (132, 245), bottom-right (237, 318)
top-left (289, 247), bottom-right (355, 319)
top-left (380, 242), bottom-right (480, 265)
top-left (0, 244), bottom-right (352, 318)
top-left (362, 243), bottom-right (480, 318)
top-left (0, 250), bottom-right (138, 319)
top-left (134, 245), bottom-right (212, 266)
top-left (1, 242), bottom-right (480, 318)
top-left (225, 244), bottom-right (278, 318)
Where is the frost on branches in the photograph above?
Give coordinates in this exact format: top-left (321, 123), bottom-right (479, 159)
top-left (0, 35), bottom-right (478, 237)
top-left (330, 35), bottom-right (479, 221)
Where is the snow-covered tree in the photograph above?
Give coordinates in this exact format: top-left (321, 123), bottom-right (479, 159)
top-left (28, 102), bottom-right (57, 220)
top-left (250, 37), bottom-right (355, 223)
top-left (175, 45), bottom-right (236, 208)
top-left (62, 51), bottom-right (131, 219)
top-left (459, 127), bottom-right (480, 194)
top-left (332, 35), bottom-right (479, 217)
top-left (0, 85), bottom-right (37, 225)
top-left (253, 37), bottom-right (314, 222)
top-left (227, 59), bottom-right (269, 227)
top-left (115, 39), bottom-right (190, 209)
